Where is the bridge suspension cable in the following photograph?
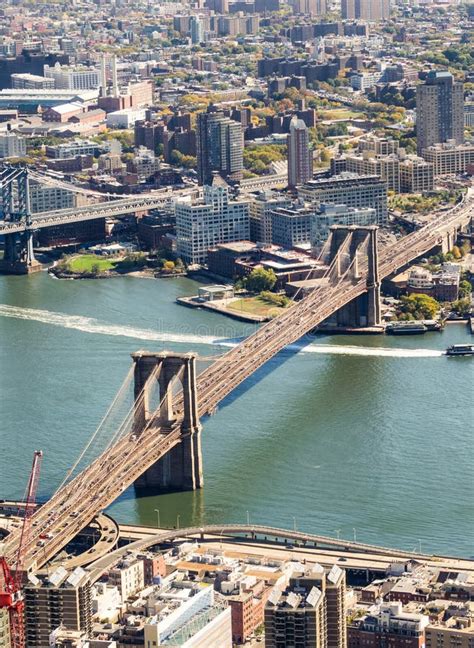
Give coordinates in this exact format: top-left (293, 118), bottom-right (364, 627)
top-left (53, 366), bottom-right (135, 494)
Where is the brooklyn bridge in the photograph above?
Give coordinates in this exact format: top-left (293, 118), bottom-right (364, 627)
top-left (1, 180), bottom-right (471, 574)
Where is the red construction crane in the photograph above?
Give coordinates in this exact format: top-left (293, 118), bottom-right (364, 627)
top-left (0, 450), bottom-right (43, 648)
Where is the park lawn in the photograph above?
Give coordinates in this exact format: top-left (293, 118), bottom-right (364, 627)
top-left (317, 108), bottom-right (363, 120)
top-left (226, 296), bottom-right (290, 318)
top-left (67, 254), bottom-right (119, 273)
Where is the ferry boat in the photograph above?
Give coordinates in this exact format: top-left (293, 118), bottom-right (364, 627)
top-left (386, 322), bottom-right (428, 335)
top-left (445, 344), bottom-right (474, 357)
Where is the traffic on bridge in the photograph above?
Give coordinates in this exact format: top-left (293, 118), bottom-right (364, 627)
top-left (1, 189), bottom-right (472, 577)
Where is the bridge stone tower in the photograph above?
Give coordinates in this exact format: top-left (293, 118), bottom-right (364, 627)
top-left (327, 225), bottom-right (381, 328)
top-left (131, 351), bottom-right (203, 493)
top-left (0, 166), bottom-right (41, 274)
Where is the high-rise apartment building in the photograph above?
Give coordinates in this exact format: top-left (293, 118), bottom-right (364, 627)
top-left (325, 565), bottom-right (347, 648)
top-left (298, 173), bottom-right (388, 225)
top-left (196, 106), bottom-right (244, 185)
top-left (341, 0), bottom-right (390, 21)
top-left (190, 15), bottom-right (204, 44)
top-left (265, 563), bottom-right (347, 648)
top-left (416, 71), bottom-right (464, 154)
top-left (294, 0), bottom-right (327, 16)
top-left (288, 116), bottom-right (313, 189)
top-left (24, 567), bottom-right (92, 648)
top-left (265, 582), bottom-right (327, 647)
top-left (176, 182), bottom-right (250, 264)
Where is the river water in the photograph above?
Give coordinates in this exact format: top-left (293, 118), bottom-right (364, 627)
top-left (0, 272), bottom-right (472, 557)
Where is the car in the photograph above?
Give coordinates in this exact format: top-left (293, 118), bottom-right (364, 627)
top-left (338, 557), bottom-right (347, 562)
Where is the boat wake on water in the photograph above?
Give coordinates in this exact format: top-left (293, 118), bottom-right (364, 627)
top-left (0, 304), bottom-right (443, 359)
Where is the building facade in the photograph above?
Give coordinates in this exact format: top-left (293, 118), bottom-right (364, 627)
top-left (44, 63), bottom-right (101, 90)
top-left (345, 152), bottom-right (400, 192)
top-left (271, 205), bottom-right (313, 248)
top-left (311, 203), bottom-right (377, 247)
top-left (421, 142), bottom-right (474, 176)
top-left (348, 602), bottom-right (429, 648)
top-left (416, 71), bottom-right (464, 154)
top-left (176, 184), bottom-right (250, 264)
top-left (29, 183), bottom-right (76, 213)
top-left (249, 191), bottom-right (292, 243)
top-left (399, 157), bottom-right (434, 193)
top-left (196, 106), bottom-right (244, 185)
top-left (11, 72), bottom-right (55, 89)
top-left (287, 115), bottom-right (313, 189)
top-left (298, 173), bottom-right (388, 225)
top-left (0, 131), bottom-right (26, 158)
top-left (341, 0), bottom-right (390, 21)
top-left (24, 568), bottom-right (92, 648)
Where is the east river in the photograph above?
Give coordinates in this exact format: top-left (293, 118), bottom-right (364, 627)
top-left (0, 272), bottom-right (472, 556)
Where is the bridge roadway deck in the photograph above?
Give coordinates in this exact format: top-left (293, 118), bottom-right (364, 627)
top-left (2, 192), bottom-right (472, 573)
top-left (0, 196), bottom-right (171, 235)
top-left (85, 524), bottom-right (474, 583)
top-left (0, 188), bottom-right (197, 235)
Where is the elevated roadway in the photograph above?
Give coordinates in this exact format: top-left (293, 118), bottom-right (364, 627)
top-left (2, 190), bottom-right (472, 573)
top-left (85, 524), bottom-right (474, 583)
top-left (0, 189), bottom-right (197, 236)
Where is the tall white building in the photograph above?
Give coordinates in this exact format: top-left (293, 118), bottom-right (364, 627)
top-left (44, 63), bottom-right (101, 90)
top-left (176, 183), bottom-right (250, 265)
top-left (0, 131), bottom-right (26, 158)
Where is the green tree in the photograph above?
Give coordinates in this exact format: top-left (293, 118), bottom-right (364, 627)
top-left (399, 294), bottom-right (440, 319)
top-left (459, 280), bottom-right (472, 299)
top-left (170, 149), bottom-right (196, 169)
top-left (244, 267), bottom-right (277, 293)
top-left (451, 298), bottom-right (471, 316)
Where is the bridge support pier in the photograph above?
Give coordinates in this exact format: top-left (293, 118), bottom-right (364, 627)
top-left (328, 225), bottom-right (381, 328)
top-left (440, 228), bottom-right (458, 255)
top-left (0, 167), bottom-right (41, 274)
top-left (131, 351), bottom-right (203, 494)
top-left (1, 231), bottom-right (41, 274)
